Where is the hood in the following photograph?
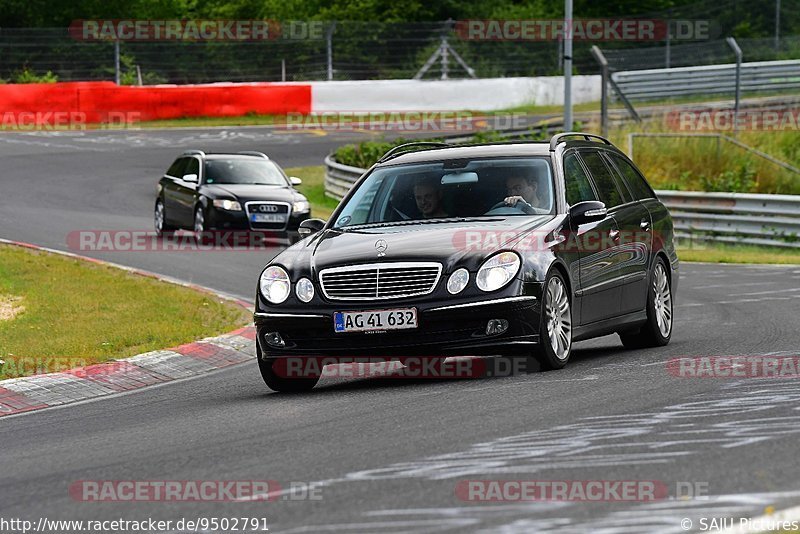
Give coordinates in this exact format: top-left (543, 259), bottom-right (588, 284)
top-left (200, 184), bottom-right (299, 203)
top-left (305, 216), bottom-right (557, 276)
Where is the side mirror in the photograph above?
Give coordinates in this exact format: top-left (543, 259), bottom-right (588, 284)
top-left (569, 200), bottom-right (607, 226)
top-left (298, 218), bottom-right (325, 236)
top-left (290, 176), bottom-right (302, 186)
top-left (182, 173), bottom-right (199, 183)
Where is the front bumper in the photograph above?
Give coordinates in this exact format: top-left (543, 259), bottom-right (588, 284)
top-left (255, 294), bottom-right (542, 359)
top-left (206, 207), bottom-right (310, 233)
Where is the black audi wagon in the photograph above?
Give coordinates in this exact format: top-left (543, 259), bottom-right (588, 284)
top-left (254, 133), bottom-right (679, 391)
top-left (154, 150), bottom-right (311, 242)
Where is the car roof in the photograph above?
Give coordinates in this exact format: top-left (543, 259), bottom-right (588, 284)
top-left (203, 153), bottom-right (267, 161)
top-left (380, 142), bottom-right (552, 166)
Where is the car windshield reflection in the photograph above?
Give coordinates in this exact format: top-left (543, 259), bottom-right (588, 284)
top-left (333, 157), bottom-right (555, 229)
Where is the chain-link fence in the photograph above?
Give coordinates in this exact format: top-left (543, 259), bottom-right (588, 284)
top-left (0, 0), bottom-right (797, 84)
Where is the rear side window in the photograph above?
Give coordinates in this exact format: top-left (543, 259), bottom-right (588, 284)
top-left (607, 153), bottom-right (655, 201)
top-left (166, 158), bottom-right (187, 178)
top-left (563, 153), bottom-right (597, 206)
top-left (580, 151), bottom-right (627, 208)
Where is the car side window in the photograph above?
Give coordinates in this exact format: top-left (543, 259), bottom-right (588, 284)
top-left (183, 157), bottom-right (200, 178)
top-left (166, 158), bottom-right (187, 178)
top-left (579, 151), bottom-right (627, 208)
top-left (607, 153), bottom-right (655, 201)
top-left (563, 153), bottom-right (597, 206)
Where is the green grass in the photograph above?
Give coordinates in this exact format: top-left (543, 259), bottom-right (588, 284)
top-left (137, 113), bottom-right (279, 129)
top-left (286, 165), bottom-right (341, 221)
top-left (0, 244), bottom-right (251, 375)
top-left (678, 242), bottom-right (800, 264)
top-left (600, 119), bottom-right (800, 195)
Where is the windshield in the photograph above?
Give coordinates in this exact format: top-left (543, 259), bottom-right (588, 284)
top-left (333, 157), bottom-right (555, 229)
top-left (204, 159), bottom-right (288, 186)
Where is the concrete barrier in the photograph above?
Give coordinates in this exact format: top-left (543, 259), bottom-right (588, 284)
top-left (310, 76), bottom-right (601, 112)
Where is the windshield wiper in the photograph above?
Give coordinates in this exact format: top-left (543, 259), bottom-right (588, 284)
top-left (338, 217), bottom-right (503, 231)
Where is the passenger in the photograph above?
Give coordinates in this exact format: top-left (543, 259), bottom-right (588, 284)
top-left (503, 174), bottom-right (541, 214)
top-left (414, 178), bottom-right (449, 219)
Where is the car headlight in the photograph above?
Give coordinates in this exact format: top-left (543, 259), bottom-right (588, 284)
top-left (212, 199), bottom-right (242, 211)
top-left (259, 266), bottom-right (290, 304)
top-left (295, 277), bottom-right (315, 303)
top-left (476, 251), bottom-right (521, 292)
top-left (447, 268), bottom-right (470, 294)
top-left (292, 200), bottom-right (310, 213)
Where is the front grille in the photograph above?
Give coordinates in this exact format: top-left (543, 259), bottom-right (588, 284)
top-left (319, 262), bottom-right (442, 300)
top-left (245, 202), bottom-right (290, 230)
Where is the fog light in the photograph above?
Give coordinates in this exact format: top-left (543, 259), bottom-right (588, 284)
top-left (486, 319), bottom-right (509, 335)
top-left (265, 331), bottom-right (285, 348)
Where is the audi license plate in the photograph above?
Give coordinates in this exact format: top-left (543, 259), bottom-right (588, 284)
top-left (334, 308), bottom-right (417, 333)
top-left (250, 213), bottom-right (286, 223)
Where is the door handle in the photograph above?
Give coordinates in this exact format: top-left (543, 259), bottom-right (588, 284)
top-left (640, 219), bottom-right (651, 231)
top-left (609, 229), bottom-right (621, 242)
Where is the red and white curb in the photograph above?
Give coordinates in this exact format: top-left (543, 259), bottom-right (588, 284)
top-left (0, 238), bottom-right (256, 417)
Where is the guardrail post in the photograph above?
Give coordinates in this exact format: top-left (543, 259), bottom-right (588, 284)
top-left (726, 37), bottom-right (742, 134)
top-left (326, 22), bottom-right (336, 81)
top-left (590, 45), bottom-right (609, 137)
top-left (114, 39), bottom-right (120, 85)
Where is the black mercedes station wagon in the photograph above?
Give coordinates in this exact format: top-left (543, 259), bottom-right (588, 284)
top-left (254, 133), bottom-right (678, 392)
top-left (154, 150), bottom-right (311, 241)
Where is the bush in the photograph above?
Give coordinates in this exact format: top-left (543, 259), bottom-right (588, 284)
top-left (12, 68), bottom-right (58, 83)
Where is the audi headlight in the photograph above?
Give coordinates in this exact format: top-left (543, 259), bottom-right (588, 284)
top-left (259, 266), bottom-right (290, 304)
top-left (476, 252), bottom-right (521, 292)
top-left (292, 200), bottom-right (310, 213)
top-left (212, 199), bottom-right (242, 211)
top-left (447, 268), bottom-right (470, 294)
top-left (295, 277), bottom-right (315, 303)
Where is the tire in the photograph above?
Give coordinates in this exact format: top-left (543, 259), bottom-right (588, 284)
top-left (154, 199), bottom-right (176, 236)
top-left (257, 345), bottom-right (319, 393)
top-left (533, 270), bottom-right (573, 370)
top-left (620, 257), bottom-right (673, 349)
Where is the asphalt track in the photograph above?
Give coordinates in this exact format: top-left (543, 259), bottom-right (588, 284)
top-left (1, 126), bottom-right (800, 533)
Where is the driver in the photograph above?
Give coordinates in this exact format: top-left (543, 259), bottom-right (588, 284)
top-left (414, 178), bottom-right (449, 219)
top-left (503, 174), bottom-right (541, 214)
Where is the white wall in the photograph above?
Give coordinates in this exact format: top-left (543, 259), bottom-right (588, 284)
top-left (310, 76), bottom-right (601, 112)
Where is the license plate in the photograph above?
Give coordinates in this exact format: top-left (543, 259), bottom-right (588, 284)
top-left (250, 213), bottom-right (286, 223)
top-left (334, 308), bottom-right (417, 333)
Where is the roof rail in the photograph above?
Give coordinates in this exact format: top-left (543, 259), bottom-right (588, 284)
top-left (549, 132), bottom-right (612, 151)
top-left (377, 142), bottom-right (451, 163)
top-left (238, 151), bottom-right (270, 159)
top-left (182, 149), bottom-right (206, 157)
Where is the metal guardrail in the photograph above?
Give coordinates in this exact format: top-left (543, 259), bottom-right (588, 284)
top-left (324, 158), bottom-right (799, 248)
top-left (657, 191), bottom-right (800, 248)
top-left (611, 60), bottom-right (800, 102)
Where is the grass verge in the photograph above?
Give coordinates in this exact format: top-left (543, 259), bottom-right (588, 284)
top-left (678, 242), bottom-right (800, 265)
top-left (286, 165), bottom-right (341, 221)
top-left (0, 244), bottom-right (251, 375)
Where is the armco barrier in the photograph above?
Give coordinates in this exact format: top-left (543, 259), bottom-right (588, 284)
top-left (0, 81), bottom-right (311, 123)
top-left (611, 60), bottom-right (800, 102)
top-left (323, 157), bottom-right (799, 248)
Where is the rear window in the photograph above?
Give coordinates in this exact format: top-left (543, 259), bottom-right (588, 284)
top-left (607, 153), bottom-right (655, 201)
top-left (580, 151), bottom-right (628, 208)
top-left (204, 158), bottom-right (288, 186)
